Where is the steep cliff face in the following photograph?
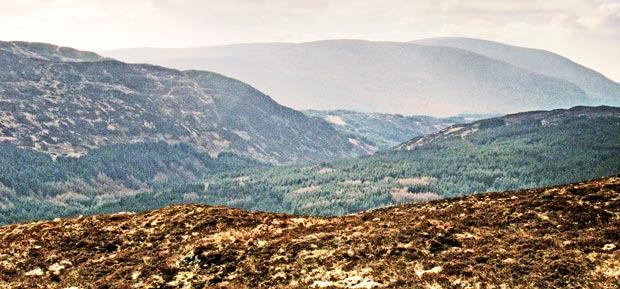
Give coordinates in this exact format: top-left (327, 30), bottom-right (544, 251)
top-left (0, 41), bottom-right (367, 164)
top-left (0, 176), bottom-right (618, 288)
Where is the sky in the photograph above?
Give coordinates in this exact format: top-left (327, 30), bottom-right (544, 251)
top-left (1, 0), bottom-right (619, 81)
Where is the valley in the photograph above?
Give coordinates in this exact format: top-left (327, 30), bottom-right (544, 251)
top-left (303, 110), bottom-right (468, 150)
top-left (2, 105), bottom-right (617, 224)
top-left (2, 2), bottom-right (620, 289)
top-left (0, 41), bottom-right (618, 227)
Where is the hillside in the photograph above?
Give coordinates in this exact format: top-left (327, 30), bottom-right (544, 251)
top-left (101, 40), bottom-right (592, 116)
top-left (0, 41), bottom-right (367, 164)
top-left (4, 106), bottom-right (615, 223)
top-left (397, 105), bottom-right (620, 150)
top-left (303, 110), bottom-right (466, 150)
top-left (413, 37), bottom-right (620, 104)
top-left (0, 41), bottom-right (108, 62)
top-left (1, 176), bottom-right (618, 288)
top-left (157, 106), bottom-right (617, 217)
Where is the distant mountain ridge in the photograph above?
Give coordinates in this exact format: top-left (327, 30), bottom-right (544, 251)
top-left (0, 41), bottom-right (368, 164)
top-left (101, 39), bottom-right (617, 116)
top-left (413, 37), bottom-right (620, 105)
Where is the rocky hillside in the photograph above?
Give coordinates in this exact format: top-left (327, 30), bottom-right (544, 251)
top-left (303, 110), bottom-right (466, 150)
top-left (0, 176), bottom-right (618, 288)
top-left (0, 41), bottom-right (367, 164)
top-left (413, 37), bottom-right (620, 105)
top-left (0, 41), bottom-right (108, 62)
top-left (101, 40), bottom-right (593, 116)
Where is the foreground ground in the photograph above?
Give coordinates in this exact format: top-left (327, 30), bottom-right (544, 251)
top-left (0, 176), bottom-right (619, 288)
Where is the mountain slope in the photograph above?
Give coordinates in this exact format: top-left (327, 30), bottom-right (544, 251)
top-left (0, 41), bottom-right (367, 164)
top-left (101, 40), bottom-right (590, 116)
top-left (303, 110), bottom-right (466, 149)
top-left (413, 37), bottom-right (620, 104)
top-left (184, 106), bottom-right (618, 216)
top-left (397, 105), bottom-right (620, 150)
top-left (4, 106), bottom-right (614, 223)
top-left (1, 176), bottom-right (618, 288)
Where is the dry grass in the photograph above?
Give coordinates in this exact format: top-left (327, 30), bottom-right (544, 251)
top-left (0, 176), bottom-right (618, 288)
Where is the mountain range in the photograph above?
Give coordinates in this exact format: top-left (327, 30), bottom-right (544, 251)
top-left (413, 37), bottom-right (620, 105)
top-left (1, 40), bottom-right (619, 227)
top-left (1, 176), bottom-right (617, 288)
top-left (0, 20), bottom-right (619, 289)
top-left (101, 38), bottom-right (620, 116)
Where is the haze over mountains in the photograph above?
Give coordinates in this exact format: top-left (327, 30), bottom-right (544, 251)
top-left (413, 37), bottom-right (620, 105)
top-left (0, 41), bottom-right (368, 164)
top-left (102, 38), bottom-right (620, 116)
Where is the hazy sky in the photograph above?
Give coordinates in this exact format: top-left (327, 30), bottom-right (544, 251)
top-left (1, 0), bottom-right (619, 81)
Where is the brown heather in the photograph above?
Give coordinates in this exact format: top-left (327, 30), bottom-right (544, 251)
top-left (0, 176), bottom-right (619, 288)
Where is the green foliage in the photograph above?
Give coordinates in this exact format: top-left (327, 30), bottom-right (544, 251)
top-left (1, 114), bottom-right (619, 225)
top-left (0, 142), bottom-right (265, 224)
top-left (171, 115), bottom-right (619, 216)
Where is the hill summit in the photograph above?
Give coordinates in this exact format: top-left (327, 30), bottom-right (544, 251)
top-left (1, 176), bottom-right (618, 288)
